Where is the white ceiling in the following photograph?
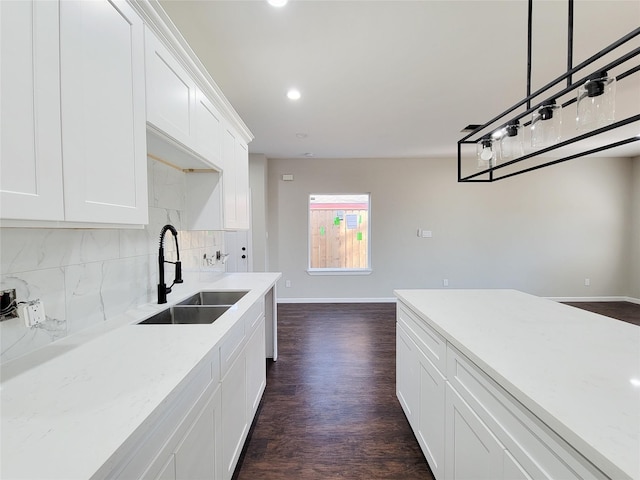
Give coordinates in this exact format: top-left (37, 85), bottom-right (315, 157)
top-left (159, 0), bottom-right (640, 160)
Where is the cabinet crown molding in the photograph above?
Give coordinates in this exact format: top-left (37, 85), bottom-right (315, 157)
top-left (129, 0), bottom-right (254, 145)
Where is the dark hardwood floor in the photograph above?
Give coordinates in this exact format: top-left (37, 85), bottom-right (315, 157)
top-left (232, 303), bottom-right (435, 480)
top-left (563, 301), bottom-right (640, 326)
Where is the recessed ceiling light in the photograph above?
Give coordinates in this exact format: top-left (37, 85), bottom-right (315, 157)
top-left (268, 0), bottom-right (288, 7)
top-left (287, 89), bottom-right (301, 100)
top-left (296, 133), bottom-right (308, 139)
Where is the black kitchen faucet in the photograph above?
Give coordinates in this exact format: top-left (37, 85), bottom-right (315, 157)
top-left (158, 224), bottom-right (183, 304)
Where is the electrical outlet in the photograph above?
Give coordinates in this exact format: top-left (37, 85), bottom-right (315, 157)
top-left (285, 280), bottom-right (291, 288)
top-left (443, 279), bottom-right (449, 287)
top-left (18, 300), bottom-right (46, 328)
top-left (584, 278), bottom-right (590, 286)
top-left (0, 289), bottom-right (17, 320)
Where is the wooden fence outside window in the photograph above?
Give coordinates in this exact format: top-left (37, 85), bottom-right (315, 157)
top-left (309, 207), bottom-right (369, 269)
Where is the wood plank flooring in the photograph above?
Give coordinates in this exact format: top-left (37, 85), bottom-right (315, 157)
top-left (232, 303), bottom-right (434, 480)
top-left (563, 301), bottom-right (640, 326)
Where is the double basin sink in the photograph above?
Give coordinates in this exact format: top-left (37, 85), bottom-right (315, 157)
top-left (138, 291), bottom-right (249, 325)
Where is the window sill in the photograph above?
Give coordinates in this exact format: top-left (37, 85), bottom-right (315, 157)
top-left (307, 269), bottom-right (372, 276)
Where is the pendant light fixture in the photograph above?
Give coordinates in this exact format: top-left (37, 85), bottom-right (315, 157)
top-left (476, 135), bottom-right (495, 169)
top-left (498, 121), bottom-right (524, 162)
top-left (456, 0), bottom-right (640, 183)
top-left (531, 100), bottom-right (562, 148)
top-left (576, 70), bottom-right (616, 131)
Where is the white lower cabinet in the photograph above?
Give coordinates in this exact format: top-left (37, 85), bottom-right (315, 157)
top-left (153, 456), bottom-right (176, 480)
top-left (221, 347), bottom-right (248, 480)
top-left (221, 299), bottom-right (266, 480)
top-left (174, 386), bottom-right (222, 479)
top-left (396, 322), bottom-right (419, 425)
top-left (397, 307), bottom-right (446, 479)
top-left (142, 383), bottom-right (222, 480)
top-left (111, 297), bottom-right (267, 480)
top-left (416, 346), bottom-right (446, 479)
top-left (445, 383), bottom-right (507, 480)
top-left (246, 316), bottom-right (266, 417)
top-left (396, 300), bottom-right (606, 480)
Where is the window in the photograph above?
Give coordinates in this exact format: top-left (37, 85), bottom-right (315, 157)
top-left (308, 193), bottom-right (371, 274)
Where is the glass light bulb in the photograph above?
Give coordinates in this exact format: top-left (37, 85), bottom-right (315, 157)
top-left (499, 122), bottom-right (524, 161)
top-left (576, 74), bottom-right (615, 131)
top-left (480, 147), bottom-right (493, 161)
top-left (476, 139), bottom-right (495, 169)
top-left (531, 102), bottom-right (562, 148)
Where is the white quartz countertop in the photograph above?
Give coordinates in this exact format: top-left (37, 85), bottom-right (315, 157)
top-left (394, 289), bottom-right (640, 480)
top-left (1, 272), bottom-right (280, 480)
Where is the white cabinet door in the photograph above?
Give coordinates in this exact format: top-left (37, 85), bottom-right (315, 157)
top-left (145, 27), bottom-right (196, 149)
top-left (221, 349), bottom-right (248, 480)
top-left (246, 316), bottom-right (266, 417)
top-left (445, 383), bottom-right (503, 480)
top-left (221, 125), bottom-right (250, 230)
top-left (60, 0), bottom-right (148, 224)
top-left (0, 0), bottom-right (63, 221)
top-left (222, 126), bottom-right (239, 229)
top-left (396, 323), bottom-right (419, 426)
top-left (234, 140), bottom-right (250, 230)
top-left (417, 348), bottom-right (446, 479)
top-left (503, 450), bottom-right (532, 480)
top-left (194, 89), bottom-right (223, 167)
top-left (151, 455), bottom-right (176, 480)
top-left (174, 386), bottom-right (222, 480)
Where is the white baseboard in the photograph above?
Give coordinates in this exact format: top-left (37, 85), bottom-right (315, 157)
top-left (278, 296), bottom-right (640, 305)
top-left (277, 297), bottom-right (397, 304)
top-left (547, 296), bottom-right (640, 304)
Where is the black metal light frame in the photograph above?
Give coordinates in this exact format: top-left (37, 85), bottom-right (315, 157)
top-left (457, 0), bottom-right (640, 182)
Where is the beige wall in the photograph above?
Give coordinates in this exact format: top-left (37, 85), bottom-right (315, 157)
top-left (631, 156), bottom-right (640, 298)
top-left (266, 156), bottom-right (636, 300)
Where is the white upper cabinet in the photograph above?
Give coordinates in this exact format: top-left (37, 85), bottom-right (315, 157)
top-left (145, 27), bottom-right (196, 149)
top-left (144, 28), bottom-right (223, 170)
top-left (60, 0), bottom-right (148, 224)
top-left (0, 0), bottom-right (64, 221)
top-left (235, 140), bottom-right (250, 230)
top-left (194, 89), bottom-right (223, 166)
top-left (222, 124), bottom-right (250, 230)
top-left (1, 0), bottom-right (148, 226)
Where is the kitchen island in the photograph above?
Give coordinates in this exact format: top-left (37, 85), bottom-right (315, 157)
top-left (395, 289), bottom-right (639, 480)
top-left (1, 272), bottom-right (280, 480)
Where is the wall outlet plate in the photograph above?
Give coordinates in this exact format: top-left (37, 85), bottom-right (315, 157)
top-left (18, 300), bottom-right (46, 328)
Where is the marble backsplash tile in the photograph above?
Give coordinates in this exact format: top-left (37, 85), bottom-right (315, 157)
top-left (0, 160), bottom-right (226, 364)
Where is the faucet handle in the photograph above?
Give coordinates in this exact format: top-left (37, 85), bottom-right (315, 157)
top-left (175, 261), bottom-right (183, 284)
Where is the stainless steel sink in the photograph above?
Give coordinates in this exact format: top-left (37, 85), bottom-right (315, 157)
top-left (177, 290), bottom-right (249, 306)
top-left (138, 305), bottom-right (230, 325)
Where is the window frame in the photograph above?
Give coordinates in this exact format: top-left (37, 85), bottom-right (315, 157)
top-left (307, 193), bottom-right (372, 276)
